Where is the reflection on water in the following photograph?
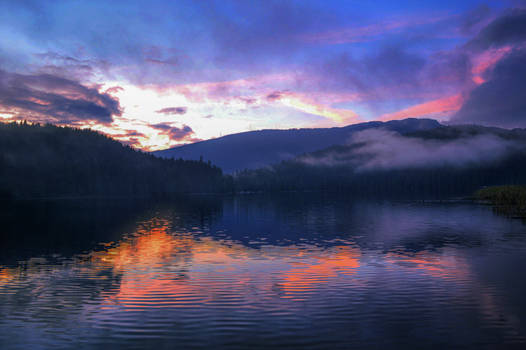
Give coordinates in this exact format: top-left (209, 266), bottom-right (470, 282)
top-left (1, 195), bottom-right (526, 349)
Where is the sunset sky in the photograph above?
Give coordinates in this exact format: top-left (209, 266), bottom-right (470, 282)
top-left (1, 0), bottom-right (525, 151)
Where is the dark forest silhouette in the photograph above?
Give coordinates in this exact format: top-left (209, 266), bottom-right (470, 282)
top-left (154, 118), bottom-right (441, 173)
top-left (3, 121), bottom-right (526, 200)
top-left (234, 125), bottom-right (526, 197)
top-left (0, 122), bottom-right (228, 199)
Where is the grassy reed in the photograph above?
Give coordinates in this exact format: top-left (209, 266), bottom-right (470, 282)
top-left (475, 185), bottom-right (526, 217)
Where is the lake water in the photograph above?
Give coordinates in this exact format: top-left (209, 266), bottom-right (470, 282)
top-left (1, 194), bottom-right (526, 349)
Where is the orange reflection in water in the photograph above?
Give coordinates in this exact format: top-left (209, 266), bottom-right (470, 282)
top-left (279, 246), bottom-right (361, 293)
top-left (0, 267), bottom-right (13, 285)
top-left (84, 217), bottom-right (366, 308)
top-left (91, 218), bottom-right (262, 309)
top-left (82, 217), bottom-right (478, 308)
top-left (91, 218), bottom-right (190, 272)
top-left (0, 216), bottom-right (476, 311)
top-left (384, 251), bottom-right (469, 279)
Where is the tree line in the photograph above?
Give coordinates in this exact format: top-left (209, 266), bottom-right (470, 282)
top-left (0, 122), bottom-right (231, 199)
top-left (3, 122), bottom-right (526, 200)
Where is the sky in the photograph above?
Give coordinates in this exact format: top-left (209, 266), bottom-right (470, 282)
top-left (0, 0), bottom-right (525, 151)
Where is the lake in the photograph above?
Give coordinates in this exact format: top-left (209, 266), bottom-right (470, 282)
top-left (1, 194), bottom-right (526, 349)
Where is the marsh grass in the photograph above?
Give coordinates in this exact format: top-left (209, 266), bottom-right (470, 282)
top-left (475, 185), bottom-right (526, 217)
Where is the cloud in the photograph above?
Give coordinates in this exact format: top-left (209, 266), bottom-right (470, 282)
top-left (105, 86), bottom-right (124, 95)
top-left (266, 91), bottom-right (283, 101)
top-left (300, 9), bottom-right (526, 120)
top-left (169, 73), bottom-right (296, 102)
top-left (0, 1), bottom-right (344, 85)
top-left (470, 46), bottom-right (512, 84)
top-left (33, 51), bottom-right (112, 81)
top-left (3, 1), bottom-right (525, 140)
top-left (465, 8), bottom-right (526, 52)
top-left (202, 0), bottom-right (339, 68)
top-left (266, 90), bottom-right (360, 123)
top-left (300, 129), bottom-right (521, 171)
top-left (0, 69), bottom-right (122, 124)
top-left (238, 97), bottom-right (257, 105)
top-left (308, 44), bottom-right (470, 109)
top-left (108, 130), bottom-right (147, 148)
top-left (458, 4), bottom-right (493, 36)
top-left (155, 106), bottom-right (188, 115)
top-left (328, 47), bottom-right (426, 94)
top-left (450, 9), bottom-right (526, 128)
top-left (379, 94), bottom-right (463, 121)
top-left (446, 9), bottom-right (526, 128)
top-left (452, 48), bottom-right (526, 128)
top-left (151, 123), bottom-right (195, 141)
top-left (298, 14), bottom-right (454, 45)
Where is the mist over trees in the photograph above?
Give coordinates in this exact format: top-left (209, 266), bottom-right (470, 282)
top-left (2, 121), bottom-right (526, 200)
top-left (154, 118), bottom-right (441, 173)
top-left (233, 125), bottom-right (526, 197)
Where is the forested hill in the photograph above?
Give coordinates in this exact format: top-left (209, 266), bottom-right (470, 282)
top-left (0, 122), bottom-right (227, 199)
top-left (154, 118), bottom-right (441, 173)
top-left (4, 121), bottom-right (526, 200)
top-left (234, 124), bottom-right (526, 197)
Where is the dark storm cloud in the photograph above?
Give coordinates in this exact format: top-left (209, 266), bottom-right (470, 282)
top-left (361, 47), bottom-right (426, 90)
top-left (3, 0), bottom-right (524, 133)
top-left (0, 0), bottom-right (343, 85)
top-left (0, 69), bottom-right (122, 124)
top-left (450, 8), bottom-right (526, 127)
top-left (0, 0), bottom-right (501, 91)
top-left (465, 8), bottom-right (526, 51)
top-left (458, 4), bottom-right (493, 35)
top-left (310, 45), bottom-right (471, 104)
top-left (203, 0), bottom-right (339, 67)
top-left (156, 107), bottom-right (188, 115)
top-left (452, 48), bottom-right (526, 127)
top-left (298, 8), bottom-right (525, 106)
top-left (33, 51), bottom-right (112, 81)
top-left (151, 123), bottom-right (195, 141)
top-left (307, 7), bottom-right (526, 123)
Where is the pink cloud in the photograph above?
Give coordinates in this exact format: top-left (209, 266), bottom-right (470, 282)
top-left (471, 46), bottom-right (512, 84)
top-left (164, 73), bottom-right (297, 102)
top-left (268, 90), bottom-right (361, 123)
top-left (379, 94), bottom-right (463, 121)
top-left (105, 86), bottom-right (124, 95)
top-left (299, 15), bottom-right (454, 45)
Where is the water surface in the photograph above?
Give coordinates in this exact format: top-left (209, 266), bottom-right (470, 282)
top-left (1, 195), bottom-right (526, 349)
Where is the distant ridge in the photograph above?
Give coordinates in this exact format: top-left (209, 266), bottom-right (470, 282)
top-left (233, 123), bottom-right (526, 196)
top-left (154, 118), bottom-right (441, 173)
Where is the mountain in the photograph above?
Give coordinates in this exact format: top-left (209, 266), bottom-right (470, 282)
top-left (3, 120), bottom-right (525, 200)
top-left (0, 122), bottom-right (227, 199)
top-left (154, 118), bottom-right (441, 173)
top-left (234, 124), bottom-right (526, 197)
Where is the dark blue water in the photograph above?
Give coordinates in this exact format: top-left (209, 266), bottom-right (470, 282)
top-left (1, 194), bottom-right (526, 349)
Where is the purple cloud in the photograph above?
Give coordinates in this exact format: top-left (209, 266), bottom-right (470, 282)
top-left (266, 91), bottom-right (283, 101)
top-left (452, 48), bottom-right (526, 127)
top-left (0, 69), bottom-right (122, 124)
top-left (151, 123), bottom-right (195, 141)
top-left (465, 8), bottom-right (526, 52)
top-left (156, 106), bottom-right (188, 115)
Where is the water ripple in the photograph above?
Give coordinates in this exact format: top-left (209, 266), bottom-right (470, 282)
top-left (1, 197), bottom-right (526, 349)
